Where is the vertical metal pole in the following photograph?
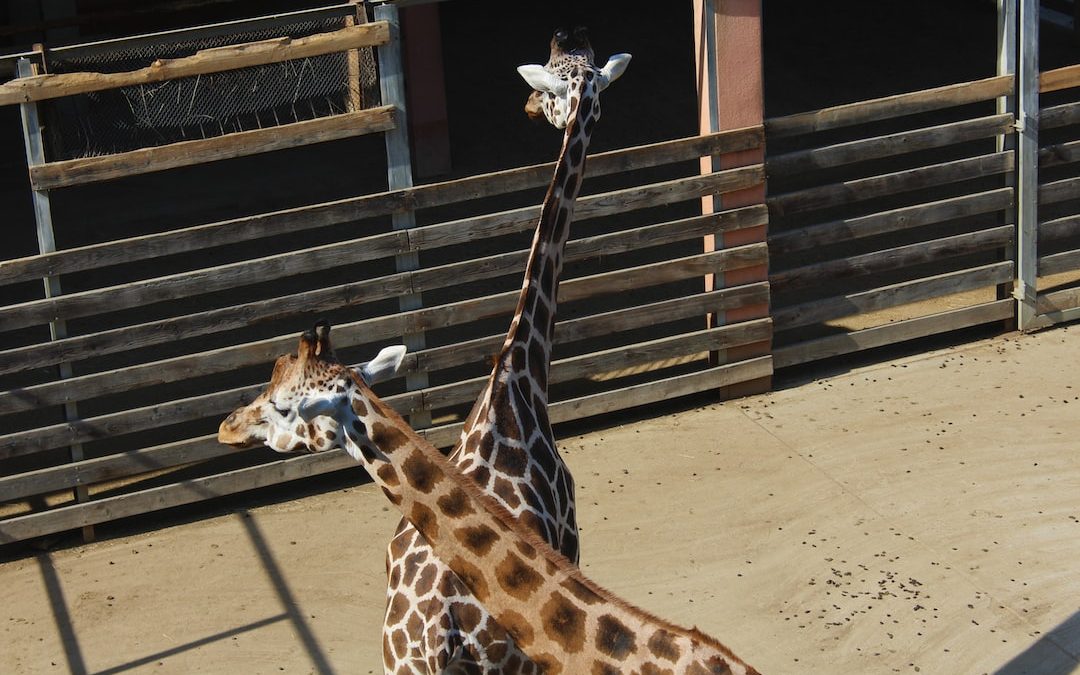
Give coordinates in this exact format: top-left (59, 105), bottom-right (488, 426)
top-left (997, 0), bottom-right (1017, 307)
top-left (16, 57), bottom-right (94, 542)
top-left (1015, 0), bottom-right (1040, 330)
top-left (375, 4), bottom-right (431, 428)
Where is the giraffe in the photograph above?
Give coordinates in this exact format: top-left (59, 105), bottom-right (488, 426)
top-left (218, 321), bottom-right (759, 675)
top-left (378, 26), bottom-right (632, 672)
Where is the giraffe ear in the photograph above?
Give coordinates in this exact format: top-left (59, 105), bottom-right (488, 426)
top-left (517, 65), bottom-right (568, 96)
top-left (360, 345), bottom-right (407, 385)
top-left (596, 53), bottom-right (632, 92)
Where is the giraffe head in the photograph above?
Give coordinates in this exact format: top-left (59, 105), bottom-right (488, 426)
top-left (519, 26), bottom-right (631, 129)
top-left (218, 321), bottom-right (406, 460)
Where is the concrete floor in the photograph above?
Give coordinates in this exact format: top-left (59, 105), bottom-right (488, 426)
top-left (3, 325), bottom-right (1080, 674)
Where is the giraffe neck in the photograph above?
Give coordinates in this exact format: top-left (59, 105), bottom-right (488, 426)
top-left (341, 377), bottom-right (756, 674)
top-left (500, 70), bottom-right (597, 400)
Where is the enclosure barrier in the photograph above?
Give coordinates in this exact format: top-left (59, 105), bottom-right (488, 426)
top-left (765, 74), bottom-right (1018, 368)
top-left (0, 93), bottom-right (768, 544)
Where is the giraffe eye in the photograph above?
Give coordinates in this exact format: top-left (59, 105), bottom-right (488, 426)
top-left (273, 405), bottom-right (290, 418)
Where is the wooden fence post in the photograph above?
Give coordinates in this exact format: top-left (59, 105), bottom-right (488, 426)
top-left (693, 0), bottom-right (770, 394)
top-left (1015, 0), bottom-right (1040, 331)
top-left (374, 3), bottom-right (432, 428)
top-left (16, 57), bottom-right (94, 543)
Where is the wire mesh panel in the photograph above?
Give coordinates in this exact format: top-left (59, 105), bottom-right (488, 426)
top-left (40, 12), bottom-right (380, 161)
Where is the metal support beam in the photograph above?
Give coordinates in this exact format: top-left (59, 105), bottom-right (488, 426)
top-left (374, 3), bottom-right (431, 428)
top-left (16, 57), bottom-right (93, 542)
top-left (1015, 0), bottom-right (1040, 331)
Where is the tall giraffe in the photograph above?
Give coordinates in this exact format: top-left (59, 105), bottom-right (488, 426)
top-left (218, 322), bottom-right (759, 675)
top-left (378, 27), bottom-right (630, 672)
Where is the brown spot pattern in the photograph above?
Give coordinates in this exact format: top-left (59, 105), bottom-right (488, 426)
top-left (495, 551), bottom-right (544, 601)
top-left (591, 662), bottom-right (621, 675)
top-left (648, 629), bottom-right (682, 663)
top-left (540, 591), bottom-right (586, 653)
top-left (497, 610), bottom-right (535, 648)
top-left (402, 451), bottom-right (444, 494)
top-left (409, 502), bottom-right (439, 541)
top-left (454, 524), bottom-right (501, 557)
top-left (376, 464), bottom-right (400, 487)
top-left (448, 556), bottom-right (489, 603)
top-left (371, 421), bottom-right (408, 453)
top-left (561, 577), bottom-right (602, 606)
top-left (436, 487), bottom-right (473, 518)
top-left (596, 614), bottom-right (637, 661)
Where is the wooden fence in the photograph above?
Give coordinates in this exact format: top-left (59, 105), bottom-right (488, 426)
top-left (765, 75), bottom-right (1018, 368)
top-left (0, 28), bottom-right (769, 546)
top-left (1031, 65), bottom-right (1080, 326)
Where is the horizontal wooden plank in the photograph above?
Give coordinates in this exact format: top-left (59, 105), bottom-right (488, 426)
top-left (0, 355), bottom-right (773, 543)
top-left (1038, 249), bottom-right (1080, 277)
top-left (765, 75), bottom-right (1012, 138)
top-left (1040, 214), bottom-right (1080, 243)
top-left (0, 284), bottom-right (772, 498)
top-left (1040, 139), bottom-right (1080, 169)
top-left (29, 107), bottom-right (397, 190)
top-left (416, 355), bottom-right (775, 450)
top-left (0, 22), bottom-right (390, 106)
top-left (0, 451), bottom-right (361, 544)
top-left (0, 166), bottom-right (763, 333)
top-left (767, 113), bottom-right (1013, 176)
top-left (0, 245), bottom-right (766, 454)
top-left (1041, 64), bottom-right (1080, 93)
top-left (768, 151), bottom-right (1014, 218)
top-left (415, 283), bottom-right (771, 376)
top-left (418, 319), bottom-right (773, 413)
top-left (1040, 100), bottom-right (1080, 130)
top-left (773, 262), bottom-right (1014, 331)
top-left (773, 300), bottom-right (1013, 369)
top-left (0, 436), bottom-right (227, 502)
top-left (771, 225), bottom-right (1013, 292)
top-left (0, 209), bottom-right (766, 408)
top-left (0, 128), bottom-right (762, 286)
top-left (1039, 176), bottom-right (1080, 206)
top-left (1037, 287), bottom-right (1080, 316)
top-left (769, 188), bottom-right (1012, 255)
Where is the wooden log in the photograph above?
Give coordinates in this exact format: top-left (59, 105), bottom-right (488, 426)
top-left (768, 151), bottom-right (1014, 218)
top-left (1039, 138), bottom-right (1080, 168)
top-left (0, 128), bottom-right (762, 286)
top-left (1037, 286), bottom-right (1080, 315)
top-left (29, 107), bottom-right (396, 189)
top-left (0, 22), bottom-right (391, 106)
top-left (1040, 100), bottom-right (1080, 130)
top-left (770, 225), bottom-right (1013, 292)
top-left (769, 188), bottom-right (1013, 255)
top-left (1040, 64), bottom-right (1080, 93)
top-left (0, 167), bottom-right (762, 333)
top-left (773, 300), bottom-right (1013, 369)
top-left (1039, 176), bottom-right (1080, 205)
top-left (0, 355), bottom-right (773, 544)
top-left (767, 113), bottom-right (1013, 176)
top-left (773, 262), bottom-right (1014, 331)
top-left (765, 75), bottom-right (1012, 138)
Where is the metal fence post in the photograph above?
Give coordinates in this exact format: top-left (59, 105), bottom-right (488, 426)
top-left (374, 3), bottom-right (432, 428)
top-left (1015, 0), bottom-right (1040, 331)
top-left (16, 57), bottom-right (94, 542)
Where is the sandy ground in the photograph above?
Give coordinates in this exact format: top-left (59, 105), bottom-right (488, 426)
top-left (3, 325), bottom-right (1080, 675)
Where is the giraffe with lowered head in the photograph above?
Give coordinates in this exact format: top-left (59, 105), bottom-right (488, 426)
top-left (378, 26), bottom-right (630, 672)
top-left (219, 321), bottom-right (759, 674)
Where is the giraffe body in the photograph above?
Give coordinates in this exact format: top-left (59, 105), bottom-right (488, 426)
top-left (381, 28), bottom-right (630, 672)
top-left (219, 322), bottom-right (759, 675)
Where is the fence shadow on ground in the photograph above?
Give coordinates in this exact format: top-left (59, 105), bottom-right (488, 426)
top-left (993, 610), bottom-right (1080, 675)
top-left (36, 508), bottom-right (336, 675)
